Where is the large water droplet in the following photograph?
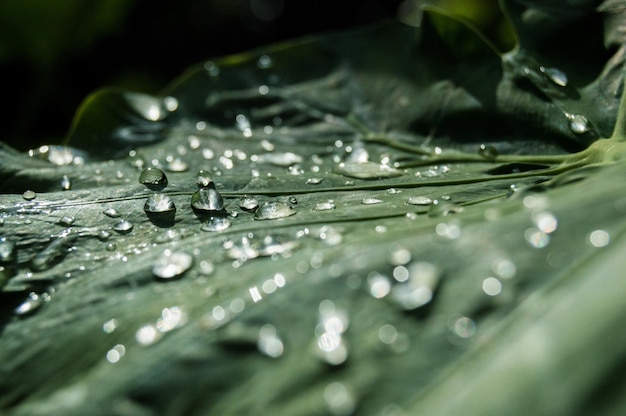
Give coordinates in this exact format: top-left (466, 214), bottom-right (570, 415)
top-left (139, 168), bottom-right (168, 187)
top-left (14, 292), bottom-right (44, 316)
top-left (201, 216), bottom-right (232, 232)
top-left (152, 250), bottom-right (193, 280)
top-left (361, 197), bottom-right (383, 205)
top-left (567, 113), bottom-right (590, 134)
top-left (306, 177), bottom-right (324, 185)
top-left (239, 196), bottom-right (259, 212)
top-left (22, 190), bottom-right (36, 201)
top-left (191, 188), bottom-right (225, 212)
top-left (335, 161), bottom-right (403, 179)
top-left (406, 196), bottom-right (433, 206)
top-left (144, 194), bottom-right (176, 213)
top-left (196, 170), bottom-right (213, 188)
top-left (254, 201), bottom-right (296, 220)
top-left (313, 200), bottom-right (336, 211)
top-left (103, 208), bottom-right (121, 218)
top-left (540, 66), bottom-right (568, 87)
top-left (112, 220), bottom-right (134, 234)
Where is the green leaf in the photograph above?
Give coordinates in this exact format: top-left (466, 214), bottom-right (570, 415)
top-left (1, 2), bottom-right (625, 415)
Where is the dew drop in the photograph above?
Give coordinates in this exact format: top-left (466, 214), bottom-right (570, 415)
top-left (324, 382), bottom-right (356, 416)
top-left (196, 170), bottom-right (213, 188)
top-left (139, 167), bottom-right (168, 186)
top-left (61, 175), bottom-right (71, 191)
top-left (482, 277), bottom-right (502, 296)
top-left (0, 239), bottom-right (16, 263)
top-left (103, 208), bottom-right (121, 218)
top-left (165, 158), bottom-right (188, 173)
top-left (254, 201), bottom-right (296, 220)
top-left (144, 194), bottom-right (176, 213)
top-left (567, 113), bottom-right (590, 134)
top-left (257, 324), bottom-right (284, 358)
top-left (22, 190), bottom-right (36, 201)
top-left (113, 220), bottom-right (134, 234)
top-left (201, 216), bottom-right (232, 232)
top-left (587, 229), bottom-right (610, 247)
top-left (306, 177), bottom-right (324, 185)
top-left (313, 200), bottom-right (336, 211)
top-left (335, 161), bottom-right (403, 179)
top-left (524, 227), bottom-right (549, 248)
top-left (391, 262), bottom-right (440, 310)
top-left (406, 196), bottom-right (433, 206)
top-left (478, 144), bottom-right (498, 160)
top-left (428, 200), bottom-right (463, 217)
top-left (15, 292), bottom-right (44, 316)
top-left (255, 152), bottom-right (303, 166)
top-left (191, 188), bottom-right (225, 212)
top-left (152, 250), bottom-right (193, 280)
top-left (540, 66), bottom-right (568, 87)
top-left (361, 197), bottom-right (383, 205)
top-left (59, 216), bottom-right (75, 226)
top-left (239, 196), bottom-right (259, 212)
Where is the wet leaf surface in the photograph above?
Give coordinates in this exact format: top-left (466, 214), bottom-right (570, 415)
top-left (1, 2), bottom-right (625, 415)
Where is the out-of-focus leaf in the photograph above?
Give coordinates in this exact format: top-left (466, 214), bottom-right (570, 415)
top-left (0, 2), bottom-right (625, 416)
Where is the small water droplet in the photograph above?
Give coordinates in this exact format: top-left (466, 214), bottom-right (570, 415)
top-left (139, 167), bottom-right (168, 187)
top-left (255, 152), bottom-right (303, 166)
top-left (587, 229), bottom-right (610, 247)
top-left (361, 197), bottom-right (383, 205)
top-left (15, 292), bottom-right (44, 316)
top-left (22, 190), bottom-right (36, 201)
top-left (314, 200), bottom-right (336, 211)
top-left (482, 277), bottom-right (502, 296)
top-left (540, 66), bottom-right (568, 87)
top-left (61, 175), bottom-right (71, 191)
top-left (524, 227), bottom-right (550, 248)
top-left (406, 196), bottom-right (433, 206)
top-left (428, 200), bottom-right (463, 217)
top-left (144, 194), bottom-right (176, 213)
top-left (335, 161), bottom-right (403, 179)
top-left (59, 216), bottom-right (75, 226)
top-left (306, 177), bottom-right (324, 185)
top-left (165, 158), bottom-right (188, 172)
top-left (239, 196), bottom-right (259, 211)
top-left (191, 188), bottom-right (225, 212)
top-left (324, 382), bottom-right (356, 416)
top-left (391, 262), bottom-right (440, 310)
top-left (201, 216), bottom-right (232, 232)
top-left (257, 324), bottom-right (284, 358)
top-left (0, 239), bottom-right (16, 263)
top-left (113, 220), bottom-right (133, 234)
top-left (152, 250), bottom-right (193, 280)
top-left (103, 208), bottom-right (121, 218)
top-left (478, 144), bottom-right (498, 160)
top-left (254, 201), bottom-right (296, 220)
top-left (196, 170), bottom-right (214, 188)
top-left (257, 54), bottom-right (273, 69)
top-left (567, 113), bottom-right (590, 134)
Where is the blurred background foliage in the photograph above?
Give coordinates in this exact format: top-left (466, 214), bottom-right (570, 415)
top-left (0, 0), bottom-right (506, 151)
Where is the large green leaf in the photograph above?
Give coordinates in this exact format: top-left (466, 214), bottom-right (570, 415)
top-left (1, 2), bottom-right (625, 415)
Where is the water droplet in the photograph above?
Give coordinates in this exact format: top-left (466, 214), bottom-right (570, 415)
top-left (257, 324), bottom-right (284, 358)
top-left (254, 201), bottom-right (296, 220)
top-left (152, 250), bottom-right (193, 280)
top-left (103, 318), bottom-right (119, 334)
top-left (112, 220), bottom-right (133, 234)
top-left (144, 194), bottom-right (176, 214)
top-left (254, 152), bottom-right (303, 166)
top-left (136, 324), bottom-right (162, 346)
top-left (106, 344), bottom-right (126, 363)
top-left (587, 229), bottom-right (610, 247)
top-left (0, 239), bottom-right (16, 263)
top-left (361, 197), bottom-right (383, 205)
top-left (139, 167), bottom-right (168, 187)
top-left (313, 200), bottom-right (336, 211)
top-left (59, 216), bottom-right (75, 226)
top-left (428, 200), bottom-right (463, 217)
top-left (15, 292), bottom-right (44, 316)
top-left (22, 190), bottom-right (36, 201)
top-left (567, 113), bottom-right (590, 134)
top-left (335, 161), bottom-right (403, 179)
top-left (482, 277), bottom-right (502, 296)
top-left (201, 216), bottom-right (232, 232)
top-left (257, 54), bottom-right (273, 69)
top-left (368, 272), bottom-right (391, 299)
top-left (196, 170), bottom-right (214, 188)
top-left (191, 188), bottom-right (225, 212)
top-left (391, 262), bottom-right (440, 310)
top-left (165, 158), bottom-right (188, 172)
top-left (540, 66), bottom-right (568, 87)
top-left (324, 382), bottom-right (356, 416)
top-left (478, 144), bottom-right (498, 160)
top-left (239, 196), bottom-right (259, 211)
top-left (524, 228), bottom-right (550, 248)
top-left (306, 177), bottom-right (324, 185)
top-left (406, 196), bottom-right (433, 206)
top-left (61, 175), bottom-right (71, 191)
top-left (451, 315), bottom-right (476, 339)
top-left (103, 208), bottom-right (121, 218)
top-left (532, 211), bottom-right (557, 234)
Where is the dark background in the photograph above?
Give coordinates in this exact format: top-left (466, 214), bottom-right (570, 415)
top-left (0, 0), bottom-right (504, 151)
